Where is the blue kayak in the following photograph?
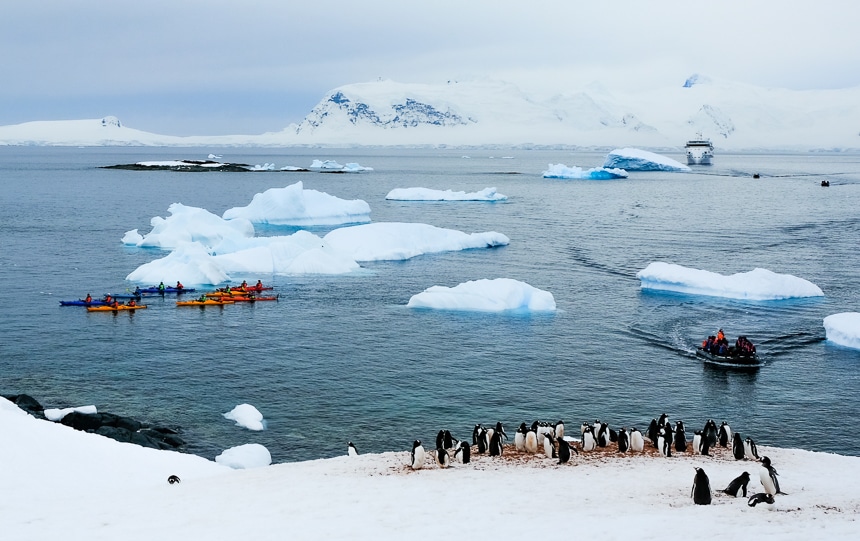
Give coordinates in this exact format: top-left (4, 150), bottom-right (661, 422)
top-left (60, 299), bottom-right (109, 307)
top-left (106, 293), bottom-right (144, 300)
top-left (138, 287), bottom-right (196, 294)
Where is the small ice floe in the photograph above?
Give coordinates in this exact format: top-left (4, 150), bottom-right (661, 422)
top-left (407, 278), bottom-right (556, 312)
top-left (824, 313), bottom-right (860, 350)
top-left (542, 163), bottom-right (628, 180)
top-left (223, 404), bottom-right (266, 431)
top-left (385, 187), bottom-right (507, 201)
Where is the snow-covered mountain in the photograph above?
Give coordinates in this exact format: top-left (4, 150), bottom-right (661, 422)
top-left (1, 75), bottom-right (859, 149)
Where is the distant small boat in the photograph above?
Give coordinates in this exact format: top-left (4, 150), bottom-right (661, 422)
top-left (685, 133), bottom-right (714, 165)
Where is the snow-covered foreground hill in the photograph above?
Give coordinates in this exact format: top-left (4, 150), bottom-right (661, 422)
top-left (3, 398), bottom-right (859, 540)
top-left (2, 75), bottom-right (859, 149)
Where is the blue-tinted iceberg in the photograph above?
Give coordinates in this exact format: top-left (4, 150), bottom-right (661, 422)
top-left (122, 203), bottom-right (255, 250)
top-left (223, 181), bottom-right (371, 225)
top-left (324, 223), bottom-right (509, 262)
top-left (386, 187), bottom-right (507, 201)
top-left (542, 163), bottom-right (628, 180)
top-left (407, 278), bottom-right (556, 312)
top-left (637, 262), bottom-right (824, 300)
top-left (603, 148), bottom-right (690, 172)
top-left (824, 313), bottom-right (860, 350)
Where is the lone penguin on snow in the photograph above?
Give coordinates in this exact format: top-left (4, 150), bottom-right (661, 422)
top-left (721, 472), bottom-right (751, 497)
top-left (691, 467), bottom-right (712, 505)
top-left (410, 440), bottom-right (426, 470)
top-left (759, 456), bottom-right (786, 495)
top-left (744, 437), bottom-right (760, 461)
top-left (347, 442), bottom-right (358, 457)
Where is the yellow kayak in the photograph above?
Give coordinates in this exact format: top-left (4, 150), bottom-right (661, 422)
top-left (176, 299), bottom-right (234, 306)
top-left (86, 304), bottom-right (147, 312)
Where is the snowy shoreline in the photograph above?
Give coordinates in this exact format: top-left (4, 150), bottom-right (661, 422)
top-left (3, 398), bottom-right (859, 539)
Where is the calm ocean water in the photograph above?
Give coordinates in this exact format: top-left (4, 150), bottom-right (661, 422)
top-left (1, 146), bottom-right (859, 462)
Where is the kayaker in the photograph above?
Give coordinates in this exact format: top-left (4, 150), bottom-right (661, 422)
top-left (198, 294), bottom-right (208, 303)
top-left (133, 286), bottom-right (141, 296)
top-left (127, 299), bottom-right (136, 307)
top-left (241, 280), bottom-right (248, 289)
top-left (85, 293), bottom-right (92, 303)
top-left (176, 281), bottom-right (184, 290)
top-left (104, 294), bottom-right (112, 304)
top-left (111, 300), bottom-right (119, 309)
top-left (255, 280), bottom-right (264, 291)
top-left (158, 282), bottom-right (166, 293)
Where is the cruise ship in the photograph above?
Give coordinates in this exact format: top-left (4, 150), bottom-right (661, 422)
top-left (685, 134), bottom-right (714, 165)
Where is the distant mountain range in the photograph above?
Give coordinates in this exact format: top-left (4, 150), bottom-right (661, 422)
top-left (2, 75), bottom-right (858, 150)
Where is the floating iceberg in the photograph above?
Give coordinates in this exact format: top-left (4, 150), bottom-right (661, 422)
top-left (323, 222), bottom-right (509, 262)
top-left (310, 160), bottom-right (373, 173)
top-left (122, 203), bottom-right (255, 250)
top-left (542, 163), bottom-right (628, 180)
top-left (223, 404), bottom-right (266, 431)
top-left (385, 187), bottom-right (507, 201)
top-left (407, 278), bottom-right (556, 312)
top-left (215, 444), bottom-right (272, 469)
top-left (223, 181), bottom-right (372, 225)
top-left (824, 313), bottom-right (860, 350)
top-left (126, 242), bottom-right (231, 285)
top-left (637, 262), bottom-right (824, 300)
top-left (602, 148), bottom-right (691, 172)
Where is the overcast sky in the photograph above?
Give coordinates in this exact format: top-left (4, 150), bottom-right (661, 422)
top-left (2, 0), bottom-right (856, 135)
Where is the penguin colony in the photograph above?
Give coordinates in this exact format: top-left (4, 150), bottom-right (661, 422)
top-left (346, 414), bottom-right (787, 508)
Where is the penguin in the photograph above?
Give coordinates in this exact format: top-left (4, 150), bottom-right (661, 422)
top-left (744, 437), bottom-right (759, 461)
top-left (721, 471), bottom-right (751, 497)
top-left (658, 426), bottom-right (672, 457)
top-left (703, 419), bottom-right (718, 448)
top-left (617, 427), bottom-right (629, 453)
top-left (759, 456), bottom-right (785, 495)
top-left (167, 474), bottom-right (181, 485)
top-left (554, 420), bottom-right (565, 440)
top-left (557, 437), bottom-right (575, 464)
top-left (647, 418), bottom-right (659, 448)
top-left (514, 422), bottom-right (527, 452)
top-left (581, 425), bottom-right (597, 452)
top-left (484, 426), bottom-right (495, 451)
top-left (718, 421), bottom-right (732, 448)
top-left (536, 422), bottom-right (552, 447)
top-left (475, 426), bottom-right (487, 454)
top-left (674, 421), bottom-right (687, 453)
top-left (691, 467), bottom-right (712, 505)
top-left (692, 431), bottom-right (703, 455)
top-left (597, 423), bottom-right (610, 448)
top-left (489, 429), bottom-right (503, 456)
top-left (609, 427), bottom-right (618, 443)
top-left (580, 421), bottom-right (590, 435)
top-left (453, 440), bottom-right (471, 464)
top-left (410, 440), bottom-right (425, 470)
top-left (747, 492), bottom-right (775, 508)
top-left (347, 441), bottom-right (359, 457)
top-left (629, 427), bottom-right (645, 452)
top-left (434, 447), bottom-right (450, 469)
top-left (542, 432), bottom-right (556, 459)
top-left (700, 431), bottom-right (712, 457)
top-left (658, 413), bottom-right (670, 429)
top-left (443, 430), bottom-right (454, 450)
top-left (524, 427), bottom-right (539, 454)
top-left (732, 432), bottom-right (745, 460)
top-left (495, 422), bottom-right (507, 442)
top-left (472, 424), bottom-right (481, 445)
top-left (436, 430), bottom-right (445, 450)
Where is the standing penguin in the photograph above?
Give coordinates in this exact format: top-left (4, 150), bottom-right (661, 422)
top-left (692, 431), bottom-right (703, 455)
top-left (436, 430), bottom-right (446, 450)
top-left (658, 413), bottom-right (670, 429)
top-left (494, 422), bottom-right (507, 442)
top-left (484, 426), bottom-right (495, 451)
top-left (658, 426), bottom-right (672, 457)
top-left (524, 427), bottom-right (539, 454)
top-left (514, 422), bottom-right (527, 452)
top-left (721, 471), bottom-right (751, 497)
top-left (581, 425), bottom-right (597, 452)
top-left (554, 420), bottom-right (565, 440)
top-left (674, 421), bottom-right (687, 453)
top-left (557, 437), bottom-right (575, 464)
top-left (489, 429), bottom-right (503, 456)
top-left (718, 421), bottom-right (732, 448)
top-left (410, 440), bottom-right (425, 470)
top-left (629, 427), bottom-right (645, 452)
top-left (597, 423), bottom-right (611, 448)
top-left (443, 430), bottom-right (455, 450)
top-left (475, 426), bottom-right (487, 454)
top-left (703, 419), bottom-right (718, 448)
top-left (700, 431), bottom-right (712, 457)
top-left (617, 427), bottom-right (629, 453)
top-left (744, 437), bottom-right (760, 461)
top-left (542, 432), bottom-right (556, 458)
top-left (691, 467), bottom-right (712, 505)
top-left (647, 418), bottom-right (659, 448)
top-left (434, 446), bottom-right (450, 469)
top-left (347, 441), bottom-right (359, 457)
top-left (759, 456), bottom-right (785, 495)
top-left (732, 433), bottom-right (745, 460)
top-left (453, 440), bottom-right (471, 464)
top-left (580, 421), bottom-right (590, 436)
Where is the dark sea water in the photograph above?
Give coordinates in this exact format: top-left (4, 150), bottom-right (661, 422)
top-left (1, 146), bottom-right (859, 462)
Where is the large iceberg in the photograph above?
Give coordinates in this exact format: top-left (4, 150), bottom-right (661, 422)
top-left (823, 313), bottom-right (860, 350)
top-left (602, 148), bottom-right (690, 172)
top-left (386, 187), bottom-right (507, 201)
top-left (407, 278), bottom-right (556, 312)
top-left (637, 262), bottom-right (824, 300)
top-left (323, 222), bottom-right (509, 262)
top-left (542, 163), bottom-right (628, 180)
top-left (122, 203), bottom-right (254, 250)
top-left (222, 182), bottom-right (371, 225)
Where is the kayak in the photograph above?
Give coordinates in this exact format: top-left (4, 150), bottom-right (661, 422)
top-left (230, 286), bottom-right (273, 292)
top-left (106, 293), bottom-right (143, 300)
top-left (205, 291), bottom-right (240, 298)
top-left (695, 347), bottom-right (761, 368)
top-left (176, 299), bottom-right (234, 306)
top-left (138, 286), bottom-right (197, 294)
top-left (225, 295), bottom-right (279, 302)
top-left (60, 299), bottom-right (109, 307)
top-left (86, 305), bottom-right (148, 312)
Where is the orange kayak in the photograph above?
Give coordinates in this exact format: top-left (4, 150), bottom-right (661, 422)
top-left (87, 304), bottom-right (147, 312)
top-left (176, 299), bottom-right (234, 306)
top-left (225, 295), bottom-right (279, 302)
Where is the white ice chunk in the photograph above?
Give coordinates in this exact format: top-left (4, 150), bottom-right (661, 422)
top-left (386, 187), bottom-right (507, 201)
top-left (824, 313), bottom-right (860, 350)
top-left (407, 278), bottom-right (556, 312)
top-left (215, 443), bottom-right (272, 469)
top-left (542, 163), bottom-right (628, 179)
top-left (223, 404), bottom-right (266, 431)
top-left (603, 148), bottom-right (691, 171)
